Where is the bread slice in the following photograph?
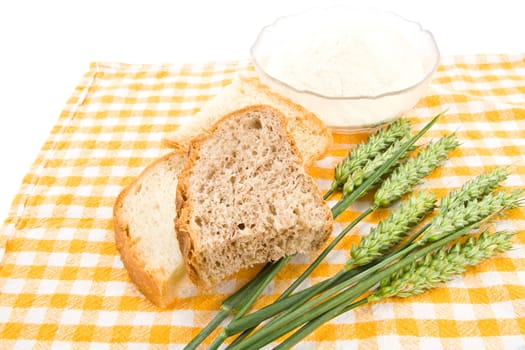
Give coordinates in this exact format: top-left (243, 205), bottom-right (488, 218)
top-left (113, 150), bottom-right (188, 308)
top-left (162, 75), bottom-right (332, 167)
top-left (176, 105), bottom-right (333, 289)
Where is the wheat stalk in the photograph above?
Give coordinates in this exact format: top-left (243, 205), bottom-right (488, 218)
top-left (275, 230), bottom-right (516, 350)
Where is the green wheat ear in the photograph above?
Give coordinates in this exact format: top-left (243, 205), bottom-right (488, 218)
top-left (421, 188), bottom-right (523, 243)
top-left (439, 167), bottom-right (508, 213)
top-left (350, 191), bottom-right (436, 267)
top-left (342, 135), bottom-right (415, 197)
top-left (374, 133), bottom-right (459, 207)
top-left (332, 118), bottom-right (411, 192)
top-left (370, 230), bottom-right (515, 300)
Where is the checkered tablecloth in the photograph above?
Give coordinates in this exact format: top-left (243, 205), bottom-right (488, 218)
top-left (0, 55), bottom-right (524, 349)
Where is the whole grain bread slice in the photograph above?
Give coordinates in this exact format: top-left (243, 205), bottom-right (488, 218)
top-left (176, 105), bottom-right (333, 289)
top-left (113, 150), bottom-right (188, 308)
top-left (162, 75), bottom-right (332, 167)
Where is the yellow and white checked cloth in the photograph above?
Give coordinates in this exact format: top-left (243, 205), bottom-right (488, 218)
top-left (1, 55), bottom-right (524, 349)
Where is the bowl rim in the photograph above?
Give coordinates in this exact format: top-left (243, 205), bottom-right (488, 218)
top-left (250, 6), bottom-right (441, 101)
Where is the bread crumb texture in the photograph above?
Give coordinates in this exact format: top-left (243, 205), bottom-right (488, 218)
top-left (177, 105), bottom-right (333, 288)
top-left (114, 152), bottom-right (187, 307)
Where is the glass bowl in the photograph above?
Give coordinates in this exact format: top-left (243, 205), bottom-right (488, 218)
top-left (250, 7), bottom-right (440, 133)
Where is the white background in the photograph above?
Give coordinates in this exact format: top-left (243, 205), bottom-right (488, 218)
top-left (1, 0), bottom-right (524, 223)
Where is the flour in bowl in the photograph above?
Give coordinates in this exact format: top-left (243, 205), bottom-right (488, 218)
top-left (263, 18), bottom-right (425, 98)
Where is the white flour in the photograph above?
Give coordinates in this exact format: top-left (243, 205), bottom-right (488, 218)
top-left (264, 18), bottom-right (425, 98)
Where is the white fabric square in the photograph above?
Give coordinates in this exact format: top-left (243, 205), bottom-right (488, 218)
top-left (214, 279), bottom-right (237, 295)
top-left (332, 308), bottom-right (355, 324)
top-left (133, 312), bottom-right (156, 326)
top-left (452, 303), bottom-right (476, 321)
top-left (48, 252), bottom-right (69, 266)
top-left (37, 279), bottom-right (59, 295)
top-left (335, 339), bottom-right (358, 350)
top-left (293, 341), bottom-right (315, 350)
top-left (83, 166), bottom-right (100, 177)
top-left (56, 166), bottom-right (73, 178)
top-left (463, 155), bottom-right (484, 167)
top-left (49, 341), bottom-right (72, 350)
top-left (104, 281), bottom-right (126, 297)
top-left (116, 149), bottom-right (134, 159)
top-left (63, 148), bottom-right (82, 160)
top-left (372, 302), bottom-right (395, 320)
top-left (56, 228), bottom-right (77, 241)
top-left (25, 307), bottom-right (47, 324)
top-left (15, 252), bottom-right (36, 266)
top-left (171, 310), bottom-right (194, 327)
top-left (445, 276), bottom-right (466, 288)
top-left (79, 253), bottom-right (99, 267)
top-left (66, 205), bottom-right (85, 218)
top-left (88, 229), bottom-right (109, 242)
top-left (70, 280), bottom-right (92, 295)
top-left (111, 258), bottom-right (124, 271)
top-left (26, 228), bottom-right (46, 240)
top-left (460, 337), bottom-right (486, 349)
top-left (491, 301), bottom-right (516, 319)
top-left (377, 335), bottom-right (401, 350)
top-left (90, 344), bottom-right (110, 350)
top-left (14, 340), bottom-right (36, 349)
top-left (122, 133), bottom-right (139, 141)
top-left (35, 204), bottom-right (55, 218)
top-left (0, 306), bottom-right (12, 323)
top-left (95, 206), bottom-right (112, 219)
top-left (494, 155), bottom-right (512, 165)
top-left (103, 185), bottom-right (123, 198)
top-left (91, 149), bottom-right (106, 158)
top-left (75, 185), bottom-right (94, 197)
top-left (326, 249), bottom-right (347, 264)
top-left (502, 335), bottom-right (525, 349)
top-left (411, 302), bottom-right (436, 319)
top-left (78, 117), bottom-right (95, 127)
top-left (437, 176), bottom-right (463, 189)
top-left (109, 166), bottom-right (127, 177)
top-left (2, 278), bottom-right (25, 294)
top-left (96, 311), bottom-right (118, 327)
top-left (516, 271), bottom-right (525, 286)
top-left (479, 271), bottom-right (503, 287)
top-left (60, 309), bottom-right (82, 325)
top-left (127, 116), bottom-right (143, 126)
top-left (419, 337), bottom-right (443, 349)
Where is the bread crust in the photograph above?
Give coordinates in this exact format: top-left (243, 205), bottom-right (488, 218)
top-left (162, 75), bottom-right (333, 167)
top-left (240, 76), bottom-right (333, 166)
top-left (113, 150), bottom-right (187, 308)
top-left (161, 138), bottom-right (185, 151)
top-left (175, 105), bottom-right (333, 288)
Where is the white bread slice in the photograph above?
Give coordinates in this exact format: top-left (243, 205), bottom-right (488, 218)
top-left (162, 75), bottom-right (332, 167)
top-left (176, 105), bottom-right (333, 289)
top-left (113, 151), bottom-right (187, 308)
